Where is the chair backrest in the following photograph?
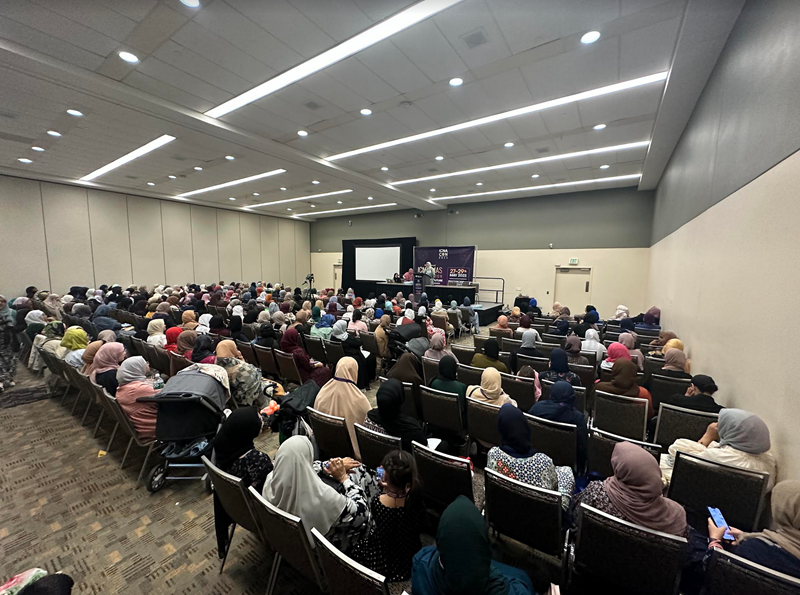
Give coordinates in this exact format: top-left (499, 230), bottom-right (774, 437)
top-left (579, 350), bottom-right (597, 367)
top-left (241, 324), bottom-right (256, 341)
top-left (307, 407), bottom-right (355, 460)
top-left (593, 391), bottom-right (648, 440)
top-left (412, 441), bottom-right (473, 512)
top-left (500, 337), bottom-right (522, 354)
top-left (304, 335), bottom-right (328, 363)
top-left (668, 451), bottom-right (770, 532)
top-left (458, 307), bottom-right (473, 324)
top-left (654, 404), bottom-right (719, 449)
top-left (649, 374), bottom-right (692, 413)
top-left (354, 423), bottom-right (401, 471)
top-left (421, 356), bottom-right (440, 386)
top-left (253, 344), bottom-right (280, 378)
top-left (568, 363), bottom-right (595, 390)
top-left (451, 344), bottom-right (475, 365)
top-left (571, 503), bottom-right (687, 595)
top-left (466, 396), bottom-right (502, 447)
top-left (142, 341), bottom-right (158, 368)
top-left (419, 386), bottom-right (465, 436)
top-left (604, 331), bottom-right (621, 342)
top-left (247, 487), bottom-right (325, 589)
top-left (132, 337), bottom-right (148, 358)
top-left (499, 372), bottom-right (536, 412)
top-left (517, 353), bottom-right (550, 373)
top-left (489, 327), bottom-right (513, 339)
top-left (539, 380), bottom-right (586, 414)
top-left (236, 340), bottom-right (259, 368)
top-left (324, 340), bottom-right (345, 367)
top-left (201, 456), bottom-right (261, 535)
top-left (525, 413), bottom-right (577, 469)
top-left (359, 331), bottom-right (379, 357)
top-left (168, 351), bottom-right (190, 377)
top-left (311, 527), bottom-right (389, 595)
top-left (447, 310), bottom-right (460, 329)
top-left (431, 313), bottom-right (448, 333)
top-left (275, 349), bottom-right (303, 385)
top-left (541, 333), bottom-right (567, 348)
top-left (587, 428), bottom-right (661, 478)
top-left (473, 335), bottom-right (488, 353)
top-left (457, 363), bottom-right (483, 387)
top-left (700, 548), bottom-right (800, 595)
top-left (536, 343), bottom-right (560, 358)
top-left (484, 469), bottom-right (562, 559)
top-left (153, 346), bottom-right (171, 375)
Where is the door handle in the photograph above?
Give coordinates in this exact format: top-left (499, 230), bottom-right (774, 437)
top-left (585, 281), bottom-right (590, 292)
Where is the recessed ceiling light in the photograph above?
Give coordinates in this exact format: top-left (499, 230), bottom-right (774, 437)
top-left (118, 51), bottom-right (139, 63)
top-left (431, 174), bottom-right (641, 201)
top-left (297, 130), bottom-right (309, 137)
top-left (593, 123), bottom-right (607, 130)
top-left (392, 141), bottom-right (650, 185)
top-left (292, 203), bottom-right (397, 218)
top-left (430, 188), bottom-right (436, 192)
top-left (381, 166), bottom-right (389, 171)
top-left (169, 175), bottom-right (177, 179)
top-left (327, 73), bottom-right (666, 161)
top-left (147, 182), bottom-right (155, 186)
top-left (581, 31), bottom-right (601, 44)
top-left (194, 166), bottom-right (203, 171)
top-left (67, 109), bottom-right (83, 117)
top-left (280, 187), bottom-right (287, 191)
top-left (225, 155), bottom-right (235, 160)
top-left (47, 130), bottom-right (61, 137)
top-left (599, 164), bottom-right (610, 169)
top-left (312, 180), bottom-right (320, 184)
top-left (18, 158), bottom-right (32, 163)
top-left (531, 174), bottom-right (540, 178)
top-left (180, 0), bottom-right (200, 7)
top-left (367, 196), bottom-right (374, 200)
top-left (360, 108), bottom-right (372, 116)
top-left (504, 142), bottom-right (514, 148)
top-left (229, 197), bottom-right (237, 201)
top-left (204, 0), bottom-right (464, 118)
top-left (310, 204), bottom-right (316, 208)
top-left (248, 189), bottom-right (352, 208)
top-left (337, 200), bottom-right (343, 204)
top-left (79, 134), bottom-right (175, 181)
top-left (31, 146), bottom-right (44, 152)
top-left (287, 208), bottom-right (292, 211)
top-left (435, 156), bottom-right (444, 161)
top-left (253, 192), bottom-right (259, 196)
top-left (449, 78), bottom-right (463, 87)
top-left (177, 168), bottom-right (286, 197)
top-left (476, 182), bottom-right (483, 186)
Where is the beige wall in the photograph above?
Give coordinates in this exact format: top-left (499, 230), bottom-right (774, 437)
top-left (312, 247), bottom-right (650, 317)
top-left (648, 150), bottom-right (800, 480)
top-left (0, 174), bottom-right (310, 297)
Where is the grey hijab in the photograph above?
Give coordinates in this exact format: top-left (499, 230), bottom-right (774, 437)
top-left (116, 355), bottom-right (148, 386)
top-left (332, 319), bottom-right (349, 341)
top-left (269, 302), bottom-right (279, 315)
top-left (718, 409), bottom-right (771, 455)
top-left (521, 330), bottom-right (537, 349)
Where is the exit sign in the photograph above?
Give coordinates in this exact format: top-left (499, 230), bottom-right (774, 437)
top-left (568, 258), bottom-right (579, 265)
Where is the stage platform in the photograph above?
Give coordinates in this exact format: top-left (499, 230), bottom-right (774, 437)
top-left (475, 302), bottom-right (502, 326)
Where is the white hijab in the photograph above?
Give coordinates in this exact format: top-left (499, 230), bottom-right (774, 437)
top-left (404, 309), bottom-right (415, 321)
top-left (197, 313), bottom-right (212, 334)
top-left (25, 310), bottom-right (48, 325)
top-left (613, 305), bottom-right (630, 320)
top-left (581, 328), bottom-right (607, 359)
top-left (117, 356), bottom-right (148, 386)
top-left (262, 436), bottom-right (347, 542)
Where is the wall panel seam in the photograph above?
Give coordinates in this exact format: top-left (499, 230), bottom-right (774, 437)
top-left (38, 181), bottom-right (53, 293)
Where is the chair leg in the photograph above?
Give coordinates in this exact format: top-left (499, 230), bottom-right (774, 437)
top-left (105, 422), bottom-right (119, 452)
top-left (120, 436), bottom-right (134, 469)
top-left (93, 410), bottom-right (105, 438)
top-left (136, 443), bottom-right (155, 488)
top-left (60, 384), bottom-right (70, 404)
top-left (266, 553), bottom-right (282, 595)
top-left (81, 398), bottom-right (93, 425)
top-left (70, 391), bottom-right (82, 414)
top-left (219, 523), bottom-right (237, 574)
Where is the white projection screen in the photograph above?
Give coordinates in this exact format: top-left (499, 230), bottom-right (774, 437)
top-left (355, 246), bottom-right (401, 281)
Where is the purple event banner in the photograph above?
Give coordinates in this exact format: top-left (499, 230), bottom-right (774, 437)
top-left (414, 246), bottom-right (475, 285)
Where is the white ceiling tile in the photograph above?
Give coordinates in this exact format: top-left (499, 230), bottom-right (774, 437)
top-left (318, 112), bottom-right (413, 148)
top-left (413, 94), bottom-right (468, 128)
top-left (326, 57), bottom-right (399, 103)
top-left (122, 71), bottom-right (215, 112)
top-left (357, 40), bottom-right (432, 95)
top-left (391, 20), bottom-right (469, 82)
top-left (433, 0), bottom-right (511, 69)
top-left (288, 0), bottom-right (374, 42)
top-left (479, 69), bottom-right (533, 112)
top-left (31, 0), bottom-right (137, 41)
top-left (0, 16), bottom-right (105, 70)
top-left (446, 128), bottom-right (494, 151)
top-left (474, 119), bottom-right (518, 144)
top-left (272, 85), bottom-right (347, 122)
top-left (485, 0), bottom-right (561, 55)
top-left (94, 0), bottom-right (158, 22)
top-left (124, 4), bottom-right (188, 54)
top-left (446, 81), bottom-right (496, 119)
top-left (506, 112), bottom-right (551, 140)
top-left (300, 71), bottom-right (368, 112)
top-left (619, 16), bottom-right (681, 80)
top-left (384, 104), bottom-right (439, 134)
top-left (227, 105), bottom-right (302, 135)
top-left (621, 0), bottom-right (678, 17)
top-left (137, 57), bottom-right (233, 104)
top-left (577, 84), bottom-right (664, 126)
top-left (540, 103), bottom-right (583, 135)
top-left (351, 0), bottom-right (417, 21)
top-left (153, 40), bottom-right (253, 94)
top-left (254, 94), bottom-right (326, 128)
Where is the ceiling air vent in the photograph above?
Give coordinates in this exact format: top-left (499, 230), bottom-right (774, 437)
top-left (304, 101), bottom-right (322, 110)
top-left (461, 28), bottom-right (488, 49)
top-left (535, 147), bottom-right (549, 154)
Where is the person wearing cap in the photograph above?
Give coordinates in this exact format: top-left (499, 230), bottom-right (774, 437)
top-left (661, 374), bottom-right (723, 414)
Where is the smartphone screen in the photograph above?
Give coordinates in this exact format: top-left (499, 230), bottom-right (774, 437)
top-left (708, 506), bottom-right (734, 540)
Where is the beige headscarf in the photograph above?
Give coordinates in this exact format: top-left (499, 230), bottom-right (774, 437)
top-left (740, 480), bottom-right (800, 559)
top-left (312, 357), bottom-right (371, 459)
top-left (549, 301), bottom-right (563, 317)
top-left (181, 310), bottom-right (198, 330)
top-left (467, 367), bottom-right (515, 407)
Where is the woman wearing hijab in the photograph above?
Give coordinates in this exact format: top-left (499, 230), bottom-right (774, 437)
top-left (658, 348), bottom-right (692, 378)
top-left (651, 337), bottom-right (686, 360)
top-left (115, 356), bottom-right (159, 439)
top-left (80, 340), bottom-right (105, 376)
top-left (539, 348), bottom-right (581, 386)
top-left (508, 330), bottom-right (543, 374)
top-left (462, 297), bottom-right (480, 334)
top-left (330, 320), bottom-right (375, 389)
top-left (412, 495), bottom-right (534, 595)
top-left (181, 311), bottom-right (199, 330)
top-left (618, 332), bottom-right (644, 371)
top-left (91, 342), bottom-right (126, 396)
top-left (371, 314), bottom-right (391, 359)
top-left (269, 301), bottom-right (280, 317)
top-left (59, 327), bottom-right (90, 368)
top-left (254, 323), bottom-right (279, 349)
top-left (650, 330), bottom-right (677, 348)
top-left (573, 310), bottom-right (599, 338)
top-left (526, 298), bottom-right (541, 318)
top-left (290, 310), bottom-right (310, 335)
top-left (573, 442), bottom-right (687, 537)
top-left (564, 335), bottom-right (589, 366)
top-left (314, 357), bottom-right (372, 458)
top-left (280, 328), bottom-right (331, 387)
top-left (635, 312), bottom-right (661, 331)
top-left (488, 404), bottom-right (575, 508)
top-left (530, 381), bottom-right (588, 470)
top-left (190, 334), bottom-right (217, 364)
top-left (600, 342), bottom-right (632, 371)
top-left (228, 316), bottom-right (247, 343)
top-left (310, 306), bottom-right (322, 324)
top-left (581, 329), bottom-right (606, 361)
top-left (507, 307), bottom-right (522, 324)
top-left (347, 309), bottom-right (368, 335)
top-left (429, 355), bottom-right (468, 420)
top-left (423, 333), bottom-right (453, 362)
top-left (209, 315), bottom-right (229, 337)
top-left (262, 436), bottom-right (371, 554)
top-left (661, 409), bottom-right (777, 489)
top-left (494, 315), bottom-right (512, 336)
top-left (362, 378), bottom-right (427, 453)
top-left (467, 367), bottom-right (516, 408)
top-left (212, 406), bottom-right (273, 491)
top-left (549, 301), bottom-right (563, 318)
top-left (706, 480), bottom-right (800, 579)
top-left (146, 319), bottom-right (167, 348)
top-left (311, 313), bottom-right (335, 339)
top-left (24, 310), bottom-right (49, 340)
top-left (163, 327), bottom-right (182, 353)
top-left (215, 340), bottom-right (269, 408)
top-left (387, 352), bottom-right (424, 386)
top-left (612, 305), bottom-right (630, 320)
top-left (550, 319), bottom-right (571, 336)
top-left (0, 296), bottom-right (18, 390)
top-left (470, 338), bottom-right (508, 373)
top-left (515, 315), bottom-right (536, 338)
top-left (596, 359), bottom-right (653, 415)
top-left (175, 330), bottom-right (197, 358)
top-left (92, 305), bottom-right (121, 334)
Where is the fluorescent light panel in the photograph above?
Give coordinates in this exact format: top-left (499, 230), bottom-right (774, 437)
top-left (248, 189), bottom-right (352, 208)
top-left (205, 0), bottom-right (464, 118)
top-left (431, 174), bottom-right (642, 201)
top-left (79, 135), bottom-right (175, 181)
top-left (392, 141), bottom-right (649, 185)
top-left (327, 72), bottom-right (667, 161)
top-left (293, 203), bottom-right (397, 218)
top-left (178, 169), bottom-right (286, 197)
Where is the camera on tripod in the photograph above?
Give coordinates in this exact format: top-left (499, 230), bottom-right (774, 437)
top-left (303, 272), bottom-right (314, 285)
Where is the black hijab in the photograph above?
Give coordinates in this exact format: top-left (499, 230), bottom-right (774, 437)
top-left (483, 338), bottom-right (500, 360)
top-left (437, 355), bottom-right (458, 382)
top-left (244, 310), bottom-right (259, 324)
top-left (549, 348), bottom-right (569, 373)
top-left (212, 407), bottom-right (263, 469)
top-left (497, 403), bottom-right (536, 458)
top-left (367, 378), bottom-right (426, 451)
top-left (209, 315), bottom-right (225, 330)
top-left (191, 334), bottom-right (216, 363)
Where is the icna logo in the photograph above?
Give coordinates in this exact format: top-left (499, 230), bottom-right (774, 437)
top-left (438, 249), bottom-right (448, 259)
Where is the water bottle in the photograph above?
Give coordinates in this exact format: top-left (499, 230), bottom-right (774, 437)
top-left (153, 372), bottom-right (164, 390)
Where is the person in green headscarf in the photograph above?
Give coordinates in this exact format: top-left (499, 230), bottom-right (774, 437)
top-left (411, 496), bottom-right (534, 595)
top-left (311, 305), bottom-right (322, 323)
top-left (57, 326), bottom-right (90, 368)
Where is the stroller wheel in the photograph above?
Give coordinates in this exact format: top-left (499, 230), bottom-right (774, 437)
top-left (146, 462), bottom-right (167, 493)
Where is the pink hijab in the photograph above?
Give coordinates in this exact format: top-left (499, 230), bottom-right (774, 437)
top-left (606, 342), bottom-right (631, 364)
top-left (90, 342), bottom-right (126, 382)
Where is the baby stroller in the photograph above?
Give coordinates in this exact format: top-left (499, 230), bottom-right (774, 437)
top-left (137, 367), bottom-right (228, 493)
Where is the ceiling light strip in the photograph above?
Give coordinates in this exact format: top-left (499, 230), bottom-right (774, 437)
top-left (327, 72), bottom-right (667, 161)
top-left (431, 174), bottom-right (642, 201)
top-left (292, 203), bottom-right (397, 218)
top-left (393, 141), bottom-right (650, 185)
top-left (177, 169), bottom-right (286, 197)
top-left (205, 0), bottom-right (465, 119)
top-left (248, 189), bottom-right (353, 208)
top-left (79, 135), bottom-right (175, 181)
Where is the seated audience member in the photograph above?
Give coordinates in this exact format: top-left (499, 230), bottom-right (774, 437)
top-left (423, 333), bottom-right (453, 361)
top-left (331, 320), bottom-right (375, 389)
top-left (311, 313), bottom-right (335, 339)
top-left (253, 323), bottom-right (279, 349)
top-left (429, 355), bottom-right (468, 419)
top-left (619, 317), bottom-right (637, 335)
top-left (215, 340), bottom-right (269, 408)
top-left (705, 480), bottom-right (800, 579)
top-left (467, 367), bottom-right (516, 407)
top-left (573, 442), bottom-right (687, 537)
top-left (619, 332), bottom-right (645, 371)
top-left (212, 406), bottom-right (273, 492)
top-left (660, 374), bottom-right (723, 413)
top-left (364, 378), bottom-right (427, 452)
top-left (92, 305), bottom-right (122, 334)
top-left (649, 330), bottom-right (677, 349)
top-left (24, 310), bottom-right (49, 340)
top-left (447, 301), bottom-right (462, 331)
top-left (351, 450), bottom-right (424, 581)
top-left (612, 304), bottom-right (630, 320)
top-left (549, 319), bottom-right (571, 336)
top-left (515, 314), bottom-right (538, 339)
top-left (347, 309), bottom-right (368, 335)
top-left (314, 357), bottom-right (372, 458)
top-left (527, 297), bottom-right (542, 318)
top-left (146, 319), bottom-right (167, 348)
top-left (494, 315), bottom-right (513, 335)
top-left (462, 297), bottom-right (480, 334)
top-left (600, 342), bottom-right (631, 371)
top-left (399, 308), bottom-right (416, 326)
top-left (374, 315), bottom-right (392, 358)
top-left (660, 409), bottom-right (777, 489)
top-left (181, 310), bottom-right (198, 330)
top-left (412, 495), bottom-right (534, 595)
top-left (530, 381), bottom-right (588, 469)
top-left (262, 436), bottom-right (370, 554)
top-left (196, 313), bottom-right (212, 334)
top-left (657, 348), bottom-right (692, 379)
top-left (556, 306), bottom-right (572, 321)
top-left (228, 316), bottom-right (248, 343)
top-left (596, 359), bottom-right (653, 416)
top-left (515, 365), bottom-right (542, 402)
top-left (581, 329), bottom-right (607, 361)
top-left (539, 348), bottom-right (581, 386)
top-left (573, 310), bottom-right (599, 338)
top-left (115, 356), bottom-right (159, 439)
top-left (510, 330), bottom-right (543, 373)
top-left (387, 352), bottom-right (424, 385)
top-left (279, 327), bottom-right (331, 387)
top-left (564, 335), bottom-right (589, 366)
top-left (652, 337), bottom-right (686, 360)
top-left (470, 338), bottom-right (508, 373)
top-left (176, 330), bottom-right (197, 357)
top-left (190, 334), bottom-right (217, 364)
top-left (209, 315), bottom-right (230, 337)
top-left (342, 304), bottom-right (355, 322)
top-left (60, 327), bottom-right (90, 368)
top-left (488, 403), bottom-right (575, 509)
top-left (635, 312), bottom-right (661, 331)
top-left (548, 301), bottom-right (563, 317)
top-left (91, 342), bottom-right (126, 396)
top-left (507, 307), bottom-right (522, 324)
top-left (80, 340), bottom-right (105, 376)
top-left (164, 327), bottom-right (182, 352)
